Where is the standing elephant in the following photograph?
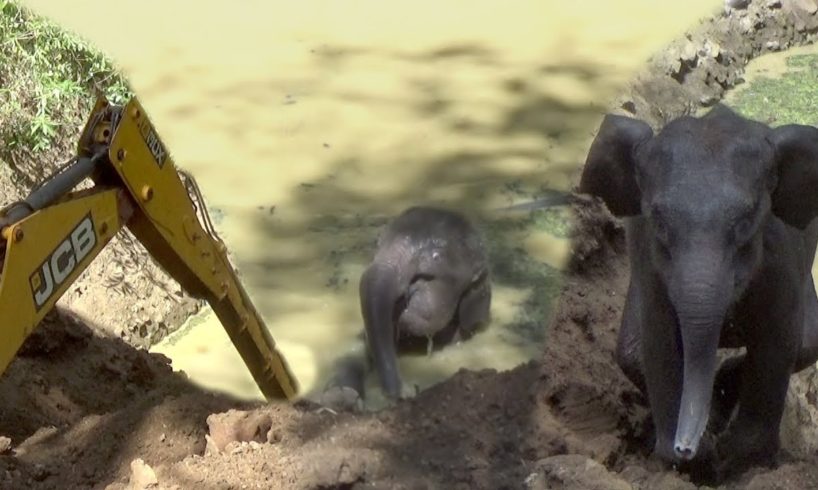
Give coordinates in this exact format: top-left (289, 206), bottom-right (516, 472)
top-left (577, 104), bottom-right (818, 480)
top-left (321, 206), bottom-right (492, 408)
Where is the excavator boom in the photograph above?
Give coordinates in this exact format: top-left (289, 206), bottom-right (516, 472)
top-left (0, 96), bottom-right (298, 400)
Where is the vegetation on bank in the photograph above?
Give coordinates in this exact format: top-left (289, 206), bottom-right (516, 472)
top-left (728, 51), bottom-right (818, 127)
top-left (0, 0), bottom-right (131, 182)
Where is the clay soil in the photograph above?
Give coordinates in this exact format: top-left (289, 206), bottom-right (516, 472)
top-left (5, 2), bottom-right (818, 490)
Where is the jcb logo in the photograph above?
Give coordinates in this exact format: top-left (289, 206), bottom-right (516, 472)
top-left (137, 117), bottom-right (167, 168)
top-left (30, 214), bottom-right (97, 310)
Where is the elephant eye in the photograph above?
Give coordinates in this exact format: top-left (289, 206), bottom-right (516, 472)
top-left (733, 216), bottom-right (755, 244)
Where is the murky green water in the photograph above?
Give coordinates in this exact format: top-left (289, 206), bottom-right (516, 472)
top-left (157, 195), bottom-right (572, 406)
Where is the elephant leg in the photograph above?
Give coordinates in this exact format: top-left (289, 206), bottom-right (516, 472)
top-left (617, 278), bottom-right (646, 394)
top-left (716, 318), bottom-right (800, 479)
top-left (320, 349), bottom-right (369, 412)
top-left (453, 276), bottom-right (491, 342)
top-left (713, 275), bottom-right (818, 435)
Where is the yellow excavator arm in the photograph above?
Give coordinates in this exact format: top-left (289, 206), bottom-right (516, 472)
top-left (0, 96), bottom-right (298, 400)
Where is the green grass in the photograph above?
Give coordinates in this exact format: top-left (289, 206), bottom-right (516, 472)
top-left (728, 52), bottom-right (818, 127)
top-left (0, 0), bottom-right (132, 166)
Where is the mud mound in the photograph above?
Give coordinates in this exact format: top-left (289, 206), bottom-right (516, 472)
top-left (0, 311), bottom-right (252, 489)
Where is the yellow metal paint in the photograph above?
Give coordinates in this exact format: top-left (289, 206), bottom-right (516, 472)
top-left (0, 189), bottom-right (124, 375)
top-left (103, 97), bottom-right (298, 400)
top-left (0, 96), bottom-right (297, 401)
top-left (105, 98), bottom-right (226, 296)
top-left (76, 96), bottom-right (110, 155)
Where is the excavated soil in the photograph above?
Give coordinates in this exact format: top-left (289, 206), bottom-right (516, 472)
top-left (5, 2), bottom-right (818, 490)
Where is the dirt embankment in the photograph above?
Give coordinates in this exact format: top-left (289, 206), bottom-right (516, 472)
top-left (0, 128), bottom-right (202, 351)
top-left (4, 2), bottom-right (818, 490)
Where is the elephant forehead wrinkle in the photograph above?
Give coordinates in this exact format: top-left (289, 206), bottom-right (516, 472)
top-left (656, 183), bottom-right (753, 225)
top-left (660, 158), bottom-right (752, 196)
top-left (654, 120), bottom-right (770, 172)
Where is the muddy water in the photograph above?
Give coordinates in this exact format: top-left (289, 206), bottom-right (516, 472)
top-left (23, 0), bottom-right (722, 404)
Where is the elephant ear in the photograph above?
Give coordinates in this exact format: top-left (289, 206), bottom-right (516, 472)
top-left (771, 124), bottom-right (818, 230)
top-left (578, 114), bottom-right (653, 217)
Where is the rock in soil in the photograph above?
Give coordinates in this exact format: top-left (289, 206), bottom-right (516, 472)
top-left (127, 459), bottom-right (158, 490)
top-left (0, 437), bottom-right (11, 455)
top-left (524, 455), bottom-right (631, 490)
top-left (205, 409), bottom-right (274, 454)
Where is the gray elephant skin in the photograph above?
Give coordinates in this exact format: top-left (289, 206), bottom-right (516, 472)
top-left (324, 206), bottom-right (492, 406)
top-left (577, 104), bottom-right (818, 480)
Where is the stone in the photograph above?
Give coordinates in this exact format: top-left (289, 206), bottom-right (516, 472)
top-left (205, 409), bottom-right (273, 453)
top-left (0, 437), bottom-right (11, 455)
top-left (780, 365), bottom-right (818, 458)
top-left (791, 0), bottom-right (818, 14)
top-left (525, 455), bottom-right (632, 490)
top-left (681, 42), bottom-right (699, 62)
top-left (127, 459), bottom-right (157, 490)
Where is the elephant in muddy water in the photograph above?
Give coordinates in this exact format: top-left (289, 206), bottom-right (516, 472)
top-left (577, 104), bottom-right (818, 481)
top-left (321, 206), bottom-right (492, 408)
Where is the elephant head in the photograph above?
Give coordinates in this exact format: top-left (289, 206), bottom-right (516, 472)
top-left (359, 206), bottom-right (491, 400)
top-left (578, 105), bottom-right (818, 461)
top-left (359, 260), bottom-right (462, 398)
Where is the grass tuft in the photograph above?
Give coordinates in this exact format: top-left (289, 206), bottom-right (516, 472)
top-left (729, 53), bottom-right (818, 127)
top-left (0, 0), bottom-right (132, 184)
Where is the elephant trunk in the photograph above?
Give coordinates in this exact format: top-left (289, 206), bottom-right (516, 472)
top-left (668, 250), bottom-right (732, 461)
top-left (360, 261), bottom-right (402, 398)
top-left (673, 316), bottom-right (722, 460)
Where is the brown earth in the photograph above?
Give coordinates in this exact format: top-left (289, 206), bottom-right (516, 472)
top-left (5, 2), bottom-right (818, 490)
top-left (0, 110), bottom-right (203, 351)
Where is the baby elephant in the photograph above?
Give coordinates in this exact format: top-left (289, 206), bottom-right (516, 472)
top-left (322, 206), bottom-right (491, 407)
top-left (578, 104), bottom-right (818, 481)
